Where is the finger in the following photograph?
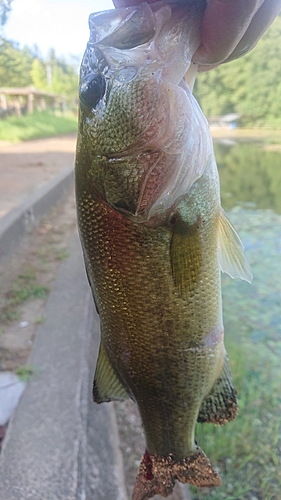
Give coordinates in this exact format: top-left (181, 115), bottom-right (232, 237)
top-left (113, 0), bottom-right (156, 7)
top-left (197, 63), bottom-right (220, 73)
top-left (113, 0), bottom-right (136, 6)
top-left (113, 0), bottom-right (191, 6)
top-left (224, 0), bottom-right (281, 62)
top-left (193, 0), bottom-right (265, 65)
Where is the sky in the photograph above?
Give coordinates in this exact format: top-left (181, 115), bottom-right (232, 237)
top-left (4, 0), bottom-right (114, 59)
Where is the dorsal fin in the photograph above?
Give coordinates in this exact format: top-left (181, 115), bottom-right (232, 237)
top-left (218, 208), bottom-right (252, 283)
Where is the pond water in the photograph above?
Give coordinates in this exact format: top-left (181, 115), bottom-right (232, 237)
top-left (216, 141), bottom-right (281, 214)
top-left (216, 140), bottom-right (281, 345)
top-left (194, 141), bottom-right (281, 500)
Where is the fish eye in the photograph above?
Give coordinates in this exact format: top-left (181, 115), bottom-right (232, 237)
top-left (79, 74), bottom-right (106, 110)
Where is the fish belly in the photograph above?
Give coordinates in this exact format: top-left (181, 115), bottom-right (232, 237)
top-left (77, 170), bottom-right (223, 445)
top-left (76, 159), bottom-right (238, 497)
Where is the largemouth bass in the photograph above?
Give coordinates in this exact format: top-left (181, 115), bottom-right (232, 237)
top-left (75, 2), bottom-right (252, 498)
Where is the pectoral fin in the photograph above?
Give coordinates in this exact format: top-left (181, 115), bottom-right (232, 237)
top-left (218, 208), bottom-right (252, 283)
top-left (170, 214), bottom-right (202, 298)
top-left (198, 354), bottom-right (238, 425)
top-left (93, 343), bottom-right (129, 403)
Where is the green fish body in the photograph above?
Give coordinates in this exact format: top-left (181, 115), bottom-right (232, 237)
top-left (75, 3), bottom-right (252, 498)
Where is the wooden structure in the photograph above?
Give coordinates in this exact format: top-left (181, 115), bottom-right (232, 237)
top-left (0, 87), bottom-right (70, 117)
top-left (208, 113), bottom-right (240, 128)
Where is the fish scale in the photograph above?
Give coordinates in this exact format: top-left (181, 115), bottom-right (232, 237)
top-left (75, 2), bottom-right (252, 498)
top-left (77, 169), bottom-right (224, 456)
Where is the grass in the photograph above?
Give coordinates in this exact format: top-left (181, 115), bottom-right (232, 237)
top-left (54, 248), bottom-right (70, 261)
top-left (16, 365), bottom-right (34, 382)
top-left (0, 267), bottom-right (49, 323)
top-left (34, 316), bottom-right (46, 324)
top-left (192, 336), bottom-right (281, 500)
top-left (0, 109), bottom-right (77, 142)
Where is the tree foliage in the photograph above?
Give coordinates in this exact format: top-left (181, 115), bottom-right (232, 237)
top-left (1, 9), bottom-right (280, 120)
top-left (30, 58), bottom-right (48, 89)
top-left (0, 38), bottom-right (33, 87)
top-left (0, 38), bottom-right (78, 97)
top-left (0, 0), bottom-right (13, 29)
top-left (194, 15), bottom-right (281, 127)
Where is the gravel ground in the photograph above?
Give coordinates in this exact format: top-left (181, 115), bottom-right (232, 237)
top-left (0, 133), bottom-right (76, 218)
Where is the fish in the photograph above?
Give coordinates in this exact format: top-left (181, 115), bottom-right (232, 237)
top-left (75, 2), bottom-right (252, 499)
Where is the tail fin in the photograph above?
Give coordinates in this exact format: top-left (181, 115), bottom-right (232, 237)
top-left (132, 448), bottom-right (221, 500)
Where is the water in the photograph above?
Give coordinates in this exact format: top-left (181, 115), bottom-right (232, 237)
top-left (194, 140), bottom-right (281, 499)
top-left (216, 141), bottom-right (281, 214)
top-left (215, 140), bottom-right (281, 346)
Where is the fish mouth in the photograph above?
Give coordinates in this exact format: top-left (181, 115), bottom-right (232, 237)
top-left (88, 3), bottom-right (157, 51)
top-left (78, 1), bottom-right (214, 226)
top-left (86, 1), bottom-right (204, 86)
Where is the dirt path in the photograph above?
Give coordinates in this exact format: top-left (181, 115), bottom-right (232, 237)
top-left (0, 133), bottom-right (77, 369)
top-left (0, 133), bottom-right (77, 218)
top-left (0, 191), bottom-right (77, 371)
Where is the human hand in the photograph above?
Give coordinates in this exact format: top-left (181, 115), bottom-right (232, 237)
top-left (112, 0), bottom-right (281, 71)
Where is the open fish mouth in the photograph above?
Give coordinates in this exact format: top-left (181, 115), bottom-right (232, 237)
top-left (78, 2), bottom-right (213, 222)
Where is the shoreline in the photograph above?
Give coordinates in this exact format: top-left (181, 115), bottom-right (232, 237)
top-left (210, 126), bottom-right (281, 139)
top-left (210, 127), bottom-right (281, 151)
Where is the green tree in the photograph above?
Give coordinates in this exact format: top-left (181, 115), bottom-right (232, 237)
top-left (45, 49), bottom-right (78, 97)
top-left (194, 15), bottom-right (281, 126)
top-left (0, 38), bottom-right (77, 98)
top-left (0, 0), bottom-right (13, 29)
top-left (30, 58), bottom-right (47, 89)
top-left (0, 38), bottom-right (33, 87)
top-left (51, 64), bottom-right (78, 97)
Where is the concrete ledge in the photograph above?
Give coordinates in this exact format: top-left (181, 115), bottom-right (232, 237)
top-left (0, 166), bottom-right (74, 266)
top-left (0, 231), bottom-right (128, 500)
